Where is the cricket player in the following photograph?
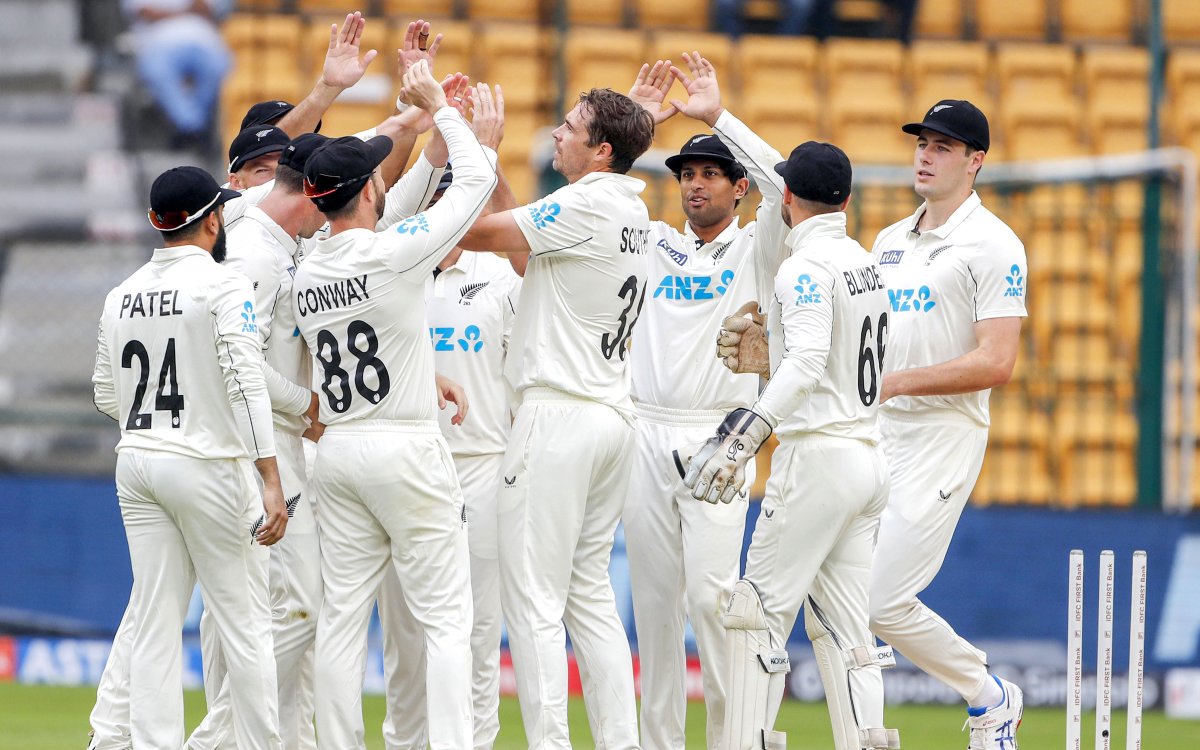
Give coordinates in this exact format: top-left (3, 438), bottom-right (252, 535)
top-left (293, 59), bottom-right (497, 749)
top-left (455, 87), bottom-right (655, 749)
top-left (376, 163), bottom-right (523, 750)
top-left (227, 124), bottom-right (291, 190)
top-left (185, 132), bottom-right (329, 750)
top-left (683, 141), bottom-right (897, 750)
top-left (869, 100), bottom-right (1027, 749)
top-left (622, 54), bottom-right (788, 749)
top-left (91, 165), bottom-right (287, 749)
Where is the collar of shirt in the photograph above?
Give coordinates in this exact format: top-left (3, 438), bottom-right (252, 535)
top-left (243, 205), bottom-right (301, 260)
top-left (784, 211), bottom-right (847, 252)
top-left (151, 245), bottom-right (210, 263)
top-left (437, 249), bottom-right (476, 279)
top-left (311, 227), bottom-right (375, 256)
top-left (907, 190), bottom-right (982, 240)
top-left (684, 215), bottom-right (742, 256)
top-left (574, 170), bottom-right (647, 195)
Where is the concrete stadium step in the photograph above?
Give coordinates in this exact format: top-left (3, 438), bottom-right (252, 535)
top-left (0, 0), bottom-right (80, 45)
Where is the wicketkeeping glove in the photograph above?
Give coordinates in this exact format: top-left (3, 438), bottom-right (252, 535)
top-left (717, 301), bottom-right (769, 377)
top-left (680, 408), bottom-right (773, 504)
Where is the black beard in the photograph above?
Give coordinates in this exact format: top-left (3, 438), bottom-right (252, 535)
top-left (212, 223), bottom-right (227, 263)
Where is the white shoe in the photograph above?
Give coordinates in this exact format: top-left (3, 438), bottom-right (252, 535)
top-left (965, 676), bottom-right (1023, 750)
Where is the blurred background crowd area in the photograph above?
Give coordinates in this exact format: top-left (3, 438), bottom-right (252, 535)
top-left (1, 0), bottom-right (1198, 514)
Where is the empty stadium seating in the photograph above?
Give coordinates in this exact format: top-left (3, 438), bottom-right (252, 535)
top-left (912, 0), bottom-right (965, 39)
top-left (1061, 0), bottom-right (1136, 43)
top-left (975, 0), bottom-right (1048, 41)
top-left (908, 41), bottom-right (990, 115)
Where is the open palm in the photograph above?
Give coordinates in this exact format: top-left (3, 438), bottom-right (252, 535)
top-left (669, 51), bottom-right (724, 125)
top-left (321, 12), bottom-right (377, 90)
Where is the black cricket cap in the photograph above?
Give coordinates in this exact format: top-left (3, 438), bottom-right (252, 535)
top-left (228, 125), bottom-right (290, 173)
top-left (774, 141), bottom-right (852, 205)
top-left (664, 133), bottom-right (741, 175)
top-left (303, 135), bottom-right (393, 212)
top-left (278, 132), bottom-right (330, 173)
top-left (902, 99), bottom-right (990, 152)
top-left (240, 100), bottom-right (322, 135)
top-left (147, 166), bottom-right (240, 232)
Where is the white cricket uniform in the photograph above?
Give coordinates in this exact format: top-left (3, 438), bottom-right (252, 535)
top-left (91, 245), bottom-right (280, 750)
top-left (223, 179), bottom-right (274, 231)
top-left (379, 251), bottom-right (522, 750)
top-left (741, 212), bottom-right (892, 748)
top-left (499, 171), bottom-right (649, 749)
top-left (868, 191), bottom-right (1027, 701)
top-left (626, 111), bottom-right (789, 750)
top-left (293, 107), bottom-right (496, 750)
top-left (188, 205), bottom-right (320, 750)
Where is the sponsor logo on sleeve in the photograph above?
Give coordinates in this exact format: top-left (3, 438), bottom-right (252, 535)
top-left (794, 274), bottom-right (822, 305)
top-left (528, 200), bottom-right (561, 229)
top-left (240, 301), bottom-right (258, 333)
top-left (395, 214), bottom-right (430, 235)
top-left (1004, 264), bottom-right (1025, 298)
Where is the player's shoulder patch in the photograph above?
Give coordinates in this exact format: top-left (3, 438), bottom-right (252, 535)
top-left (527, 199), bottom-right (562, 230)
top-left (878, 249), bottom-right (905, 265)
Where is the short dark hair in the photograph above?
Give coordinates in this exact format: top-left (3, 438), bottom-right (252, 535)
top-left (318, 190), bottom-right (362, 222)
top-left (274, 163), bottom-right (305, 194)
top-left (577, 89), bottom-right (654, 175)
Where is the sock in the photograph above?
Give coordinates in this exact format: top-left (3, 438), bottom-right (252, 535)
top-left (967, 674), bottom-right (1005, 712)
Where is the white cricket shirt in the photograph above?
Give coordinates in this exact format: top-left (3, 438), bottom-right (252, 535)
top-left (425, 252), bottom-right (521, 456)
top-left (506, 171), bottom-right (650, 417)
top-left (754, 213), bottom-right (890, 442)
top-left (292, 108), bottom-right (497, 426)
top-left (225, 205), bottom-right (312, 435)
top-left (872, 191), bottom-right (1028, 427)
top-left (93, 245), bottom-right (276, 461)
top-left (631, 111), bottom-right (789, 412)
top-left (223, 179), bottom-right (273, 231)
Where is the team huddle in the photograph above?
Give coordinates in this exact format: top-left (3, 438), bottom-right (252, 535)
top-left (88, 11), bottom-right (1029, 750)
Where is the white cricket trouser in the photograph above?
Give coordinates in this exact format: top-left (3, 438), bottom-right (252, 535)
top-left (379, 451), bottom-right (504, 750)
top-left (500, 388), bottom-right (639, 750)
top-left (89, 596), bottom-right (135, 750)
top-left (744, 435), bottom-right (890, 731)
top-left (869, 415), bottom-right (990, 701)
top-left (189, 431), bottom-right (322, 750)
top-left (114, 448), bottom-right (280, 750)
top-left (311, 420), bottom-right (474, 750)
top-left (625, 404), bottom-right (748, 750)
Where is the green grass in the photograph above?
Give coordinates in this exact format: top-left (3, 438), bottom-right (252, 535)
top-left (3, 682), bottom-right (1198, 749)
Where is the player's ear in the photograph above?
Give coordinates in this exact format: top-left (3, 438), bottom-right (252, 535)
top-left (595, 141), bottom-right (614, 166)
top-left (228, 172), bottom-right (243, 191)
top-left (734, 176), bottom-right (750, 200)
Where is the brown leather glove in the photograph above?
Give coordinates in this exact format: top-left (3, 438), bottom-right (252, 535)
top-left (717, 301), bottom-right (769, 377)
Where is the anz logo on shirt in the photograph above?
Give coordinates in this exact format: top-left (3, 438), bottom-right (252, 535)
top-left (240, 301), bottom-right (258, 333)
top-left (1004, 264), bottom-right (1025, 298)
top-left (653, 269), bottom-right (734, 301)
top-left (888, 286), bottom-right (937, 313)
top-left (794, 274), bottom-right (822, 305)
top-left (395, 214), bottom-right (430, 235)
top-left (528, 200), bottom-right (561, 230)
top-left (429, 325), bottom-right (485, 352)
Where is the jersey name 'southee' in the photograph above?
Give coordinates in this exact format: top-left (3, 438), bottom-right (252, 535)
top-left (295, 274), bottom-right (370, 317)
top-left (120, 289), bottom-right (184, 318)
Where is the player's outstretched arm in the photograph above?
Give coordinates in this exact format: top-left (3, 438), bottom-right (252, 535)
top-left (275, 12), bottom-right (377, 137)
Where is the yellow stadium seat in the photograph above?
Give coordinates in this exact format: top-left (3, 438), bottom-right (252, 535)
top-left (1061, 0), bottom-right (1135, 43)
top-left (380, 0), bottom-right (458, 19)
top-left (633, 0), bottom-right (709, 30)
top-left (304, 16), bottom-right (392, 83)
top-left (738, 100), bottom-right (821, 157)
top-left (316, 102), bottom-right (396, 140)
top-left (908, 41), bottom-right (991, 116)
top-left (827, 98), bottom-right (911, 165)
top-left (738, 36), bottom-right (820, 116)
top-left (975, 0), bottom-right (1048, 40)
top-left (974, 446), bottom-right (1054, 505)
top-left (913, 0), bottom-right (965, 39)
top-left (1168, 50), bottom-right (1200, 150)
top-left (994, 43), bottom-right (1077, 103)
top-left (645, 32), bottom-right (736, 147)
top-left (464, 0), bottom-right (543, 23)
top-left (565, 0), bottom-right (628, 26)
top-left (476, 23), bottom-right (552, 111)
top-left (1165, 0), bottom-right (1200, 44)
top-left (823, 39), bottom-right (906, 108)
top-left (1083, 46), bottom-right (1149, 107)
top-left (295, 0), bottom-right (361, 13)
top-left (1025, 225), bottom-right (1105, 288)
top-left (1002, 102), bottom-right (1085, 160)
top-left (1057, 444), bottom-right (1137, 507)
top-left (1030, 277), bottom-right (1108, 337)
top-left (563, 29), bottom-right (646, 108)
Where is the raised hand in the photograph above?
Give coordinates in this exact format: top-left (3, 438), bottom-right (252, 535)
top-left (470, 83), bottom-right (505, 150)
top-left (397, 19), bottom-right (444, 81)
top-left (628, 60), bottom-right (678, 125)
top-left (320, 12), bottom-right (377, 91)
top-left (669, 51), bottom-right (725, 127)
top-left (401, 59), bottom-right (448, 114)
top-left (398, 73), bottom-right (470, 133)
